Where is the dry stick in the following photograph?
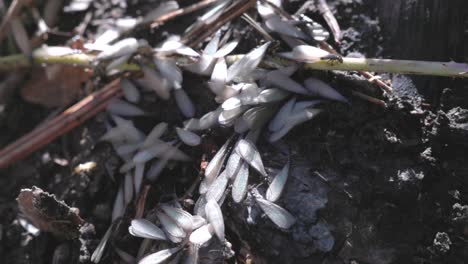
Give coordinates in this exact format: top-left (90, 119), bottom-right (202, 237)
top-left (0, 79), bottom-right (122, 169)
top-left (150, 0), bottom-right (220, 28)
top-left (182, 0), bottom-right (256, 47)
top-left (135, 185), bottom-right (151, 219)
top-left (0, 0), bottom-right (27, 42)
top-left (0, 52), bottom-right (467, 78)
top-left (351, 90), bottom-right (386, 107)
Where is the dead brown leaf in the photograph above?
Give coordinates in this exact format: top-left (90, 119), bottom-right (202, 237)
top-left (21, 65), bottom-right (92, 107)
top-left (17, 186), bottom-right (84, 239)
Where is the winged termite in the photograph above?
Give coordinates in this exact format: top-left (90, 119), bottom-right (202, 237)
top-left (205, 170), bottom-right (230, 202)
top-left (141, 122), bottom-right (168, 149)
top-left (189, 224), bottom-right (214, 245)
top-left (269, 97), bottom-right (296, 132)
top-left (129, 219), bottom-right (167, 240)
top-left (160, 204), bottom-right (194, 232)
top-left (304, 78), bottom-right (348, 103)
top-left (254, 195), bottom-right (296, 229)
top-left (235, 139), bottom-right (267, 177)
top-left (279, 45), bottom-right (330, 63)
top-left (204, 139), bottom-right (231, 183)
top-left (227, 42), bottom-right (271, 82)
top-left (231, 161), bottom-right (249, 203)
top-left (205, 199), bottom-right (225, 241)
top-left (95, 38), bottom-right (139, 61)
top-left (174, 88), bottom-right (196, 118)
top-left (176, 127), bottom-right (201, 146)
top-left (107, 99), bottom-right (145, 116)
top-left (156, 210), bottom-right (186, 242)
top-left (266, 160), bottom-right (290, 202)
top-left (139, 246), bottom-right (181, 264)
top-left (120, 78), bottom-right (141, 103)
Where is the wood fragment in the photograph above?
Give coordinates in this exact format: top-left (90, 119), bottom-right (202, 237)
top-left (151, 0), bottom-right (219, 28)
top-left (0, 79), bottom-right (122, 169)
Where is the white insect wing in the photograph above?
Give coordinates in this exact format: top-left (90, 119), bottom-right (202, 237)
top-left (129, 219), bottom-right (167, 240)
top-left (112, 184), bottom-right (125, 221)
top-left (141, 66), bottom-right (172, 100)
top-left (160, 205), bottom-right (194, 232)
top-left (209, 58), bottom-right (228, 95)
top-left (107, 99), bottom-right (145, 116)
top-left (205, 170), bottom-right (230, 202)
top-left (174, 88), bottom-right (196, 118)
top-left (138, 247), bottom-right (181, 264)
top-left (265, 15), bottom-right (309, 40)
top-left (292, 100), bottom-right (322, 113)
top-left (134, 163), bottom-right (145, 194)
top-left (256, 197), bottom-right (296, 229)
top-left (304, 78), bottom-right (348, 103)
top-left (96, 38), bottom-right (139, 61)
top-left (254, 88), bottom-right (289, 104)
top-left (266, 161), bottom-right (290, 202)
top-left (176, 127), bottom-right (201, 146)
top-left (155, 58), bottom-right (183, 85)
top-left (279, 45), bottom-right (329, 62)
top-left (142, 122), bottom-right (168, 149)
top-left (124, 173), bottom-right (133, 204)
top-left (231, 161), bottom-right (249, 203)
top-left (121, 78), bottom-right (141, 103)
top-left (204, 31), bottom-right (221, 55)
top-left (269, 97), bottom-right (296, 132)
top-left (225, 151), bottom-right (242, 179)
top-left (156, 210), bottom-right (186, 240)
top-left (205, 200), bottom-right (225, 241)
top-left (191, 215), bottom-right (207, 230)
top-left (214, 40), bottom-right (239, 58)
top-left (227, 42), bottom-right (270, 82)
top-left (198, 108), bottom-right (222, 130)
top-left (189, 224), bottom-right (214, 245)
top-left (264, 70), bottom-right (309, 94)
top-left (235, 139), bottom-right (267, 176)
top-left (204, 140), bottom-right (230, 183)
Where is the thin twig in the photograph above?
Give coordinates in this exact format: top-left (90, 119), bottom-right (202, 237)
top-left (0, 79), bottom-right (122, 169)
top-left (1, 51), bottom-right (467, 78)
top-left (150, 0), bottom-right (220, 28)
top-left (182, 0), bottom-right (256, 47)
top-left (135, 185), bottom-right (151, 219)
top-left (0, 0), bottom-right (31, 42)
top-left (351, 90), bottom-right (387, 107)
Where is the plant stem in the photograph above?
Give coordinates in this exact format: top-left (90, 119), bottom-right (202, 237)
top-left (0, 51), bottom-right (467, 78)
top-left (303, 57), bottom-right (468, 78)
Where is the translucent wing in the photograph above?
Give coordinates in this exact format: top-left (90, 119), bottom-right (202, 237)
top-left (255, 197), bottom-right (296, 229)
top-left (205, 200), bottom-right (225, 241)
top-left (129, 219), bottom-right (167, 240)
top-left (227, 42), bottom-right (270, 82)
top-left (139, 247), bottom-right (181, 264)
top-left (231, 161), bottom-right (249, 203)
top-left (266, 161), bottom-right (290, 202)
top-left (235, 139), bottom-right (267, 176)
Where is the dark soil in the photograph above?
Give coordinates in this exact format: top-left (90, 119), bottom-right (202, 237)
top-left (1, 0), bottom-right (467, 264)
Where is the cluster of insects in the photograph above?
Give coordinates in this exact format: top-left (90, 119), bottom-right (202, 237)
top-left (35, 0), bottom-right (350, 263)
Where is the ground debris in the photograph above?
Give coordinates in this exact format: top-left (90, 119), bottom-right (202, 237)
top-left (17, 186), bottom-right (84, 239)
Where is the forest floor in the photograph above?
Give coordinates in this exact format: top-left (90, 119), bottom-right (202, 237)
top-left (0, 0), bottom-right (467, 263)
